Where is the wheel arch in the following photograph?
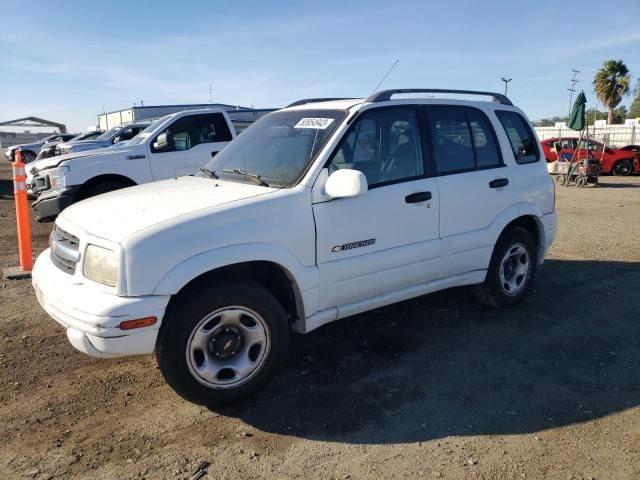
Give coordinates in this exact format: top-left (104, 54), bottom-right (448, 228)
top-left (75, 174), bottom-right (137, 200)
top-left (163, 260), bottom-right (305, 327)
top-left (499, 211), bottom-right (545, 263)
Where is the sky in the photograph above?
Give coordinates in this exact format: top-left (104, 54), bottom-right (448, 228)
top-left (1, 0), bottom-right (639, 132)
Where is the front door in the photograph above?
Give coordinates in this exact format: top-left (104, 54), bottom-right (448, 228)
top-left (148, 113), bottom-right (233, 180)
top-left (313, 106), bottom-right (441, 311)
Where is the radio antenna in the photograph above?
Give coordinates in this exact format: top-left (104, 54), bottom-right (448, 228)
top-left (368, 59), bottom-right (399, 97)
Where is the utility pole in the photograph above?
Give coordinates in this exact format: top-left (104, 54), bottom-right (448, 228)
top-left (501, 77), bottom-right (512, 96)
top-left (209, 84), bottom-right (213, 104)
top-left (567, 69), bottom-right (580, 118)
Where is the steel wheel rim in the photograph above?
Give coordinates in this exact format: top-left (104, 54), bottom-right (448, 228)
top-left (499, 242), bottom-right (531, 296)
top-left (186, 306), bottom-right (270, 390)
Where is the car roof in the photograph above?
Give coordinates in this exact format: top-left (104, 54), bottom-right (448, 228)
top-left (285, 99), bottom-right (365, 111)
top-left (284, 89), bottom-right (515, 112)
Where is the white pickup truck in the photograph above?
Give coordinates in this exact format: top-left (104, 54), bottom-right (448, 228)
top-left (29, 109), bottom-right (236, 221)
top-left (33, 89), bottom-right (557, 407)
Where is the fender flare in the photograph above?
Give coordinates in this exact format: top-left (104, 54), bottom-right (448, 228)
top-left (151, 242), bottom-right (318, 313)
top-left (484, 203), bottom-right (545, 252)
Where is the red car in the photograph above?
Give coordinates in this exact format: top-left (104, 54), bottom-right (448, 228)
top-left (541, 137), bottom-right (639, 176)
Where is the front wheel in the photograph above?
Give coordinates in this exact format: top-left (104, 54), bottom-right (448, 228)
top-left (156, 282), bottom-right (289, 407)
top-left (612, 160), bottom-right (633, 176)
top-left (473, 227), bottom-right (537, 308)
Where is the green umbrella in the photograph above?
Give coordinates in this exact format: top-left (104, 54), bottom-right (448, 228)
top-left (568, 90), bottom-right (586, 131)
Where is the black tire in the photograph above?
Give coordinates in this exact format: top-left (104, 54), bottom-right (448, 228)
top-left (78, 180), bottom-right (131, 200)
top-left (21, 151), bottom-right (36, 163)
top-left (473, 227), bottom-right (537, 308)
top-left (575, 176), bottom-right (587, 188)
top-left (156, 281), bottom-right (289, 407)
top-left (556, 175), bottom-right (566, 186)
top-left (612, 159), bottom-right (633, 176)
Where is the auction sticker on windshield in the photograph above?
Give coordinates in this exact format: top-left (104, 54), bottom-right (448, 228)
top-left (294, 118), bottom-right (335, 129)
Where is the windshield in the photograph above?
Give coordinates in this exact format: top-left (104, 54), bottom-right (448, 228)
top-left (127, 116), bottom-right (171, 146)
top-left (96, 126), bottom-right (123, 141)
top-left (72, 131), bottom-right (102, 141)
top-left (205, 109), bottom-right (347, 187)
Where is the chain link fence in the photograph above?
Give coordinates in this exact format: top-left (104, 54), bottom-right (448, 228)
top-left (535, 125), bottom-right (638, 147)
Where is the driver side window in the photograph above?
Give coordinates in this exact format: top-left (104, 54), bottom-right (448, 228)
top-left (151, 113), bottom-right (232, 154)
top-left (328, 108), bottom-right (423, 187)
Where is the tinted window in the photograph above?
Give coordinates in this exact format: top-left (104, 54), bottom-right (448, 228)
top-left (152, 113), bottom-right (232, 153)
top-left (495, 111), bottom-right (539, 164)
top-left (427, 109), bottom-right (474, 173)
top-left (467, 110), bottom-right (501, 167)
top-left (328, 108), bottom-right (423, 187)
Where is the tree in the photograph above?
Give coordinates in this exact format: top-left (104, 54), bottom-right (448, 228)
top-left (629, 79), bottom-right (640, 119)
top-left (535, 116), bottom-right (568, 127)
top-left (586, 107), bottom-right (627, 124)
top-left (585, 108), bottom-right (607, 124)
top-left (593, 59), bottom-right (631, 124)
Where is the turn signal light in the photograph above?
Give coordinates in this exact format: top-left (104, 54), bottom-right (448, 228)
top-left (119, 317), bottom-right (157, 330)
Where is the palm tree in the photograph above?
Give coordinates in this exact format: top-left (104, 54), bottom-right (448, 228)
top-left (593, 60), bottom-right (631, 124)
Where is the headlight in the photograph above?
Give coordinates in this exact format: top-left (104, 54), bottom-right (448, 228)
top-left (47, 165), bottom-right (70, 191)
top-left (83, 244), bottom-right (119, 287)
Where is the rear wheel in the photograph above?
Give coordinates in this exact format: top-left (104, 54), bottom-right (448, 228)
top-left (156, 282), bottom-right (289, 407)
top-left (575, 176), bottom-right (587, 188)
top-left (612, 159), bottom-right (633, 176)
top-left (473, 227), bottom-right (537, 308)
top-left (556, 175), bottom-right (566, 186)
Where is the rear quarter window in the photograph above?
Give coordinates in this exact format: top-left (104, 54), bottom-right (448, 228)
top-left (495, 110), bottom-right (540, 164)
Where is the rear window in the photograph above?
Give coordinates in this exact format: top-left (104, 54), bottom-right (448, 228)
top-left (495, 111), bottom-right (539, 164)
top-left (426, 107), bottom-right (502, 173)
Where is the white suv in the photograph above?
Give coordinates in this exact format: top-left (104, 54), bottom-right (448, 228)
top-left (32, 89), bottom-right (557, 406)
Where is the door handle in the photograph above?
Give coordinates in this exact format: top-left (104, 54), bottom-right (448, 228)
top-left (489, 178), bottom-right (509, 188)
top-left (126, 154), bottom-right (146, 160)
top-left (405, 191), bottom-right (432, 203)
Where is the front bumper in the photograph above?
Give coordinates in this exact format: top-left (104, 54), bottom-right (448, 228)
top-left (32, 249), bottom-right (170, 358)
top-left (32, 186), bottom-right (79, 222)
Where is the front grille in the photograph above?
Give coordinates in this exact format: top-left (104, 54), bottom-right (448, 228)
top-left (50, 225), bottom-right (80, 275)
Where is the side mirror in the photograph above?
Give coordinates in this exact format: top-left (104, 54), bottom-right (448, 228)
top-left (325, 169), bottom-right (368, 199)
top-left (153, 131), bottom-right (173, 151)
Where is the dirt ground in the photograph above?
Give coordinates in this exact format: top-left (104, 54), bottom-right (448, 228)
top-left (0, 161), bottom-right (639, 480)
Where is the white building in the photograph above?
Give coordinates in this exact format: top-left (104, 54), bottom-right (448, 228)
top-left (98, 103), bottom-right (277, 131)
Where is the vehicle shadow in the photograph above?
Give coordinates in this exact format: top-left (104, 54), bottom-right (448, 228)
top-left (217, 259), bottom-right (640, 444)
top-left (0, 177), bottom-right (13, 199)
top-left (595, 182), bottom-right (640, 188)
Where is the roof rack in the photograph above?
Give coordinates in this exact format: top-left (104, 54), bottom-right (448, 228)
top-left (367, 89), bottom-right (513, 106)
top-left (286, 97), bottom-right (359, 108)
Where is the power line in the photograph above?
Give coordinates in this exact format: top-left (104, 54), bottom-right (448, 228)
top-left (567, 69), bottom-right (580, 117)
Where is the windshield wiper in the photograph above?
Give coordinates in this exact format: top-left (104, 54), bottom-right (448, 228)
top-left (199, 166), bottom-right (218, 179)
top-left (220, 168), bottom-right (269, 187)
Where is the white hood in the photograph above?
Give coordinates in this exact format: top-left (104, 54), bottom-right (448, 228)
top-left (29, 144), bottom-right (140, 174)
top-left (58, 176), bottom-right (276, 243)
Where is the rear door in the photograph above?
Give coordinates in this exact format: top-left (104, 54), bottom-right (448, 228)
top-left (148, 113), bottom-right (234, 180)
top-left (425, 106), bottom-right (516, 277)
top-left (313, 106), bottom-right (442, 311)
